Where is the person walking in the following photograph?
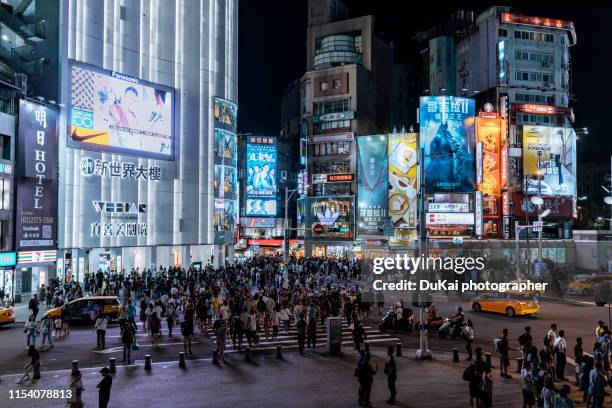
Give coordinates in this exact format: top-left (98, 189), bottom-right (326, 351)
top-left (574, 337), bottom-right (584, 386)
top-left (591, 361), bottom-right (607, 408)
top-left (353, 321), bottom-right (366, 353)
top-left (553, 330), bottom-right (568, 381)
top-left (93, 314), bottom-right (108, 350)
top-left (554, 384), bottom-right (574, 408)
top-left (498, 328), bottom-right (513, 378)
top-left (297, 312), bottom-right (306, 355)
top-left (97, 367), bottom-right (113, 408)
top-left (24, 315), bottom-right (39, 349)
top-left (120, 322), bottom-right (135, 364)
top-left (281, 304), bottom-right (291, 334)
top-left (149, 312), bottom-right (161, 346)
top-left (356, 352), bottom-right (378, 407)
top-left (40, 316), bottom-right (53, 349)
top-left (127, 299), bottom-right (137, 329)
top-left (384, 346), bottom-right (397, 404)
top-left (520, 360), bottom-right (536, 408)
top-left (166, 302), bottom-right (177, 337)
top-left (28, 295), bottom-right (39, 320)
top-left (272, 305), bottom-right (280, 341)
top-left (463, 319), bottom-right (474, 360)
top-left (481, 365), bottom-right (494, 408)
top-left (181, 318), bottom-right (194, 355)
top-left (61, 305), bottom-right (70, 336)
top-left (540, 377), bottom-right (556, 408)
top-left (214, 315), bottom-right (227, 363)
top-left (16, 345), bottom-right (40, 384)
top-left (306, 316), bottom-right (317, 349)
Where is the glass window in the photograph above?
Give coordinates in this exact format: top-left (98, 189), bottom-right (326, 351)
top-left (320, 81), bottom-right (328, 91)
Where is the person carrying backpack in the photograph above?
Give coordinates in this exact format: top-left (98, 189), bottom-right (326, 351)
top-left (181, 318), bottom-right (194, 355)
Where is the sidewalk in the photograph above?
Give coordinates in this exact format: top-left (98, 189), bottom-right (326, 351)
top-left (0, 347), bottom-right (528, 408)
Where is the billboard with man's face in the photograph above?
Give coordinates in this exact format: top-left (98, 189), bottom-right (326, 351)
top-left (69, 60), bottom-right (174, 160)
top-left (419, 96), bottom-right (475, 193)
top-left (246, 137), bottom-right (277, 217)
top-left (522, 126), bottom-right (576, 196)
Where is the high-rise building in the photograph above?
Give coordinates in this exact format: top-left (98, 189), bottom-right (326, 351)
top-left (0, 0), bottom-right (238, 295)
top-left (417, 7), bottom-right (577, 241)
top-left (297, 0), bottom-right (408, 257)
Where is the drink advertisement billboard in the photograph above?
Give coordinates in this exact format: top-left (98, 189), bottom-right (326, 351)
top-left (522, 126), bottom-right (576, 197)
top-left (476, 117), bottom-right (501, 196)
top-left (246, 136), bottom-right (277, 217)
top-left (357, 135), bottom-right (388, 236)
top-left (16, 100), bottom-right (58, 250)
top-left (388, 133), bottom-right (418, 229)
top-left (419, 96), bottom-right (475, 193)
top-left (306, 197), bottom-right (354, 240)
top-left (69, 60), bottom-right (174, 160)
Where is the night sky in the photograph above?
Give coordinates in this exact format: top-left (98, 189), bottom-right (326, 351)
top-left (238, 1), bottom-right (612, 164)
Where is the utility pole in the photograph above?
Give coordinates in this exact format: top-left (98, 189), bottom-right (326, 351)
top-left (537, 151), bottom-right (543, 276)
top-left (416, 147), bottom-right (432, 360)
top-left (283, 187), bottom-right (297, 289)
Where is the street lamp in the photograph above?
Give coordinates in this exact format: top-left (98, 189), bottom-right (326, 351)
top-left (283, 187), bottom-right (298, 288)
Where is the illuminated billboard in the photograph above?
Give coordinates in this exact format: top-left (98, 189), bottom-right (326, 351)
top-left (69, 60), bottom-right (174, 160)
top-left (213, 97), bottom-right (238, 133)
top-left (214, 199), bottom-right (238, 232)
top-left (522, 126), bottom-right (576, 196)
top-left (246, 136), bottom-right (277, 217)
top-left (357, 135), bottom-right (388, 235)
top-left (214, 165), bottom-right (237, 200)
top-left (388, 133), bottom-right (418, 229)
top-left (307, 197), bottom-right (354, 240)
top-left (476, 117), bottom-right (501, 196)
top-left (419, 96), bottom-right (475, 193)
top-left (246, 198), bottom-right (276, 217)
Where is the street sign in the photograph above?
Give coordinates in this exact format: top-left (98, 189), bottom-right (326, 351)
top-left (533, 221), bottom-right (544, 232)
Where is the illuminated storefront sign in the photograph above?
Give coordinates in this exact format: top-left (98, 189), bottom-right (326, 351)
top-left (307, 197), bottom-right (354, 240)
top-left (500, 143), bottom-right (508, 188)
top-left (17, 250), bottom-right (57, 264)
top-left (420, 96), bottom-right (475, 193)
top-left (90, 222), bottom-right (148, 237)
top-left (502, 192), bottom-right (509, 216)
top-left (428, 203), bottom-right (469, 213)
top-left (501, 12), bottom-right (575, 31)
top-left (522, 126), bottom-right (576, 197)
top-left (426, 212), bottom-right (475, 225)
top-left (93, 201), bottom-right (146, 214)
top-left (312, 111), bottom-right (354, 123)
top-left (69, 60), bottom-right (175, 160)
top-left (475, 191), bottom-right (483, 237)
top-left (357, 135), bottom-right (388, 235)
top-left (511, 103), bottom-right (572, 116)
top-left (16, 100), bottom-right (58, 250)
top-left (0, 252), bottom-right (16, 267)
top-left (388, 133), bottom-right (418, 229)
top-left (312, 173), bottom-right (355, 183)
top-left (476, 116), bottom-right (502, 196)
top-left (80, 158), bottom-right (161, 181)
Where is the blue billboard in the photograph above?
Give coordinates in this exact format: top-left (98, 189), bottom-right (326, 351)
top-left (419, 96), bottom-right (475, 193)
top-left (246, 136), bottom-right (277, 217)
top-left (357, 135), bottom-right (388, 236)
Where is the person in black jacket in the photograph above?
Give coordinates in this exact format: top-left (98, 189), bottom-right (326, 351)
top-left (97, 367), bottom-right (112, 408)
top-left (357, 352), bottom-right (378, 407)
top-left (353, 321), bottom-right (366, 352)
top-left (297, 313), bottom-right (306, 355)
top-left (384, 346), bottom-right (397, 404)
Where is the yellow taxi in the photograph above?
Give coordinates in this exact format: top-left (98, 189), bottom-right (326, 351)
top-left (0, 306), bottom-right (15, 325)
top-left (470, 292), bottom-right (540, 317)
top-left (567, 275), bottom-right (612, 296)
top-left (44, 296), bottom-right (120, 322)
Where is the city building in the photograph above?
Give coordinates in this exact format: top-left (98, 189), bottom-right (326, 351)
top-left (298, 0), bottom-right (409, 258)
top-left (416, 7), bottom-right (577, 244)
top-left (0, 0), bottom-right (238, 298)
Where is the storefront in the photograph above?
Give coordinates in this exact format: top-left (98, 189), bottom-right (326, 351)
top-left (0, 252), bottom-right (17, 303)
top-left (14, 250), bottom-right (58, 302)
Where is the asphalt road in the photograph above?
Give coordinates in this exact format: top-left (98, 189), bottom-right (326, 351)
top-left (0, 296), bottom-right (608, 376)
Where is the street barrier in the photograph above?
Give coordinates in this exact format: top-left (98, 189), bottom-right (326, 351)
top-left (71, 360), bottom-right (79, 376)
top-left (452, 348), bottom-right (459, 363)
top-left (144, 355), bottom-right (152, 371)
top-left (179, 352), bottom-right (186, 369)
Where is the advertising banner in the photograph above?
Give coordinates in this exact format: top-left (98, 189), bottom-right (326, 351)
top-left (419, 96), bottom-right (475, 193)
top-left (214, 165), bottom-right (237, 200)
top-left (426, 212), bottom-right (475, 225)
top-left (476, 116), bottom-right (501, 196)
top-left (69, 60), bottom-right (174, 160)
top-left (522, 126), bottom-right (576, 196)
top-left (214, 128), bottom-right (237, 166)
top-left (246, 137), bottom-right (277, 196)
top-left (307, 197), bottom-right (354, 240)
top-left (213, 97), bottom-right (238, 133)
top-left (511, 194), bottom-right (573, 218)
top-left (357, 135), bottom-right (388, 235)
top-left (16, 100), bottom-right (58, 250)
top-left (388, 133), bottom-right (418, 229)
top-left (246, 198), bottom-right (276, 217)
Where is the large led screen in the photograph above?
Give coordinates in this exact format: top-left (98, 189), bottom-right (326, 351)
top-left (419, 96), bottom-right (475, 193)
top-left (214, 165), bottom-right (238, 200)
top-left (388, 133), bottom-right (418, 229)
top-left (69, 60), bottom-right (174, 159)
top-left (522, 126), bottom-right (576, 196)
top-left (214, 97), bottom-right (238, 133)
top-left (307, 197), bottom-right (354, 240)
top-left (246, 136), bottom-right (277, 216)
top-left (214, 128), bottom-right (237, 166)
top-left (357, 135), bottom-right (388, 235)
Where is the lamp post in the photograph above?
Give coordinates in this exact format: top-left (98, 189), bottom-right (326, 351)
top-left (283, 187), bottom-right (298, 288)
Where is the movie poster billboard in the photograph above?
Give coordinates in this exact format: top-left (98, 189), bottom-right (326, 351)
top-left (388, 133), bottom-right (418, 229)
top-left (357, 135), bottom-right (388, 236)
top-left (214, 128), bottom-right (237, 166)
top-left (214, 165), bottom-right (237, 200)
top-left (69, 60), bottom-right (174, 160)
top-left (419, 96), bottom-right (475, 193)
top-left (306, 197), bottom-right (354, 240)
top-left (246, 136), bottom-right (277, 217)
top-left (522, 126), bottom-right (576, 196)
top-left (16, 100), bottom-right (58, 250)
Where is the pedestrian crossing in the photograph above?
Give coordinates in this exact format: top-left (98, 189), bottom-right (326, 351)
top-left (206, 320), bottom-right (400, 354)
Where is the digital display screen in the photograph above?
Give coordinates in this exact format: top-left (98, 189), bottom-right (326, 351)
top-left (246, 137), bottom-right (277, 216)
top-left (357, 135), bottom-right (388, 235)
top-left (69, 60), bottom-right (174, 159)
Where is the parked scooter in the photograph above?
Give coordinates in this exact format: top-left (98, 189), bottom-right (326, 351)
top-left (378, 306), bottom-right (413, 332)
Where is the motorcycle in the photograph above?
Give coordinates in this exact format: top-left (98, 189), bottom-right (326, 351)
top-left (378, 307), bottom-right (413, 332)
top-left (437, 315), bottom-right (466, 339)
top-left (414, 316), bottom-right (444, 332)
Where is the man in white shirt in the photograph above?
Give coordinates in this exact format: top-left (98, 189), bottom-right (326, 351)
top-left (547, 323), bottom-right (558, 345)
top-left (553, 329), bottom-right (568, 381)
top-left (520, 361), bottom-right (535, 408)
top-left (94, 314), bottom-right (108, 350)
